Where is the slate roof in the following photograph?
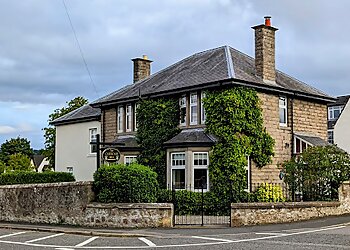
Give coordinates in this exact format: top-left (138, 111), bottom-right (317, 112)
top-left (164, 128), bottom-right (217, 147)
top-left (51, 105), bottom-right (101, 126)
top-left (112, 135), bottom-right (139, 150)
top-left (327, 95), bottom-right (350, 107)
top-left (32, 155), bottom-right (45, 168)
top-left (91, 46), bottom-right (334, 107)
top-left (294, 133), bottom-right (328, 147)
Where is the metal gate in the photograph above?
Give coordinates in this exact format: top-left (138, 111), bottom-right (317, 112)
top-left (172, 185), bottom-right (232, 226)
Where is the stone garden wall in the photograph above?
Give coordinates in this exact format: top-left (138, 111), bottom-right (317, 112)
top-left (231, 182), bottom-right (350, 227)
top-left (0, 181), bottom-right (173, 228)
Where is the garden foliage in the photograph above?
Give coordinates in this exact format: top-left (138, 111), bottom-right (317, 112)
top-left (136, 98), bottom-right (180, 187)
top-left (0, 171), bottom-right (75, 185)
top-left (203, 87), bottom-right (274, 196)
top-left (283, 145), bottom-right (350, 201)
top-left (93, 163), bottom-right (159, 203)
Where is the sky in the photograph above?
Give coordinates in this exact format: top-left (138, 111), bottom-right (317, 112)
top-left (0, 0), bottom-right (349, 150)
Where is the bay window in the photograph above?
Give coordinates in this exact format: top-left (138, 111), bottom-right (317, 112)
top-left (171, 152), bottom-right (186, 189)
top-left (193, 152), bottom-right (208, 190)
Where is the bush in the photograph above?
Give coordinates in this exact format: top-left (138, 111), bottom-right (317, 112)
top-left (0, 171), bottom-right (75, 185)
top-left (283, 145), bottom-right (350, 201)
top-left (7, 153), bottom-right (33, 171)
top-left (93, 163), bottom-right (158, 203)
top-left (255, 183), bottom-right (285, 202)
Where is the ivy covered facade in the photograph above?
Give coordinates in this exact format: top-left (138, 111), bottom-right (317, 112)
top-left (56, 17), bottom-right (335, 187)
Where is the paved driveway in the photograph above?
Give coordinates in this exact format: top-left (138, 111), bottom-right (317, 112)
top-left (0, 215), bottom-right (350, 249)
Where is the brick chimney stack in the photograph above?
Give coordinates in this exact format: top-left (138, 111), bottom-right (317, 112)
top-left (252, 16), bottom-right (278, 83)
top-left (131, 55), bottom-right (152, 83)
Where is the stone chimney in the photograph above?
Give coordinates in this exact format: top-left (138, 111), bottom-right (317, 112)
top-left (252, 16), bottom-right (278, 83)
top-left (131, 55), bottom-right (152, 83)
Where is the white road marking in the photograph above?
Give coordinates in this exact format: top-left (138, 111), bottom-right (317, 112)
top-left (0, 224), bottom-right (346, 249)
top-left (139, 237), bottom-right (157, 247)
top-left (192, 236), bottom-right (233, 242)
top-left (26, 233), bottom-right (65, 243)
top-left (0, 232), bottom-right (26, 239)
top-left (256, 232), bottom-right (288, 236)
top-left (75, 236), bottom-right (99, 247)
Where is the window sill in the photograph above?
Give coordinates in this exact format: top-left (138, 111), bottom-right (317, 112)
top-left (87, 153), bottom-right (97, 157)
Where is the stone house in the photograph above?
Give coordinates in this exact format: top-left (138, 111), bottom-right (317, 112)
top-left (86, 16), bottom-right (333, 191)
top-left (327, 95), bottom-right (350, 153)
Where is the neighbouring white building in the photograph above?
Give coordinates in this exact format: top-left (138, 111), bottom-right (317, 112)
top-left (328, 95), bottom-right (350, 153)
top-left (327, 95), bottom-right (350, 153)
top-left (51, 105), bottom-right (101, 181)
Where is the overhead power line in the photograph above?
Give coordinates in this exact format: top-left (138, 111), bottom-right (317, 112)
top-left (62, 0), bottom-right (99, 97)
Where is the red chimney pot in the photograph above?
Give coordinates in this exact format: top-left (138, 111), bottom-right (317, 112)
top-left (264, 16), bottom-right (271, 26)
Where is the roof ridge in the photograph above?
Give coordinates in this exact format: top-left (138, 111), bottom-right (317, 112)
top-left (224, 45), bottom-right (235, 78)
top-left (131, 46), bottom-right (228, 89)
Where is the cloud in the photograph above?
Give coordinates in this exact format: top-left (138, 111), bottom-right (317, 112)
top-left (0, 126), bottom-right (16, 135)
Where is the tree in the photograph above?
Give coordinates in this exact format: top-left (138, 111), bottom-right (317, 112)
top-left (0, 161), bottom-right (5, 174)
top-left (7, 153), bottom-right (33, 172)
top-left (43, 96), bottom-right (88, 169)
top-left (283, 145), bottom-right (350, 201)
top-left (0, 137), bottom-right (34, 165)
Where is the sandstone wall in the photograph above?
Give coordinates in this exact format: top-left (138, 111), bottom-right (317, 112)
top-left (231, 182), bottom-right (350, 227)
top-left (0, 182), bottom-right (173, 228)
top-left (103, 107), bottom-right (117, 142)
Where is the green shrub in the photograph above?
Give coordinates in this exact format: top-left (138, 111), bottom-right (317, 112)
top-left (93, 163), bottom-right (158, 203)
top-left (0, 171), bottom-right (75, 185)
top-left (255, 183), bottom-right (285, 202)
top-left (0, 161), bottom-right (5, 174)
top-left (7, 153), bottom-right (33, 171)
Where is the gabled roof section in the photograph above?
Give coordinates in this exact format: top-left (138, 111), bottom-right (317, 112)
top-left (51, 105), bottom-right (101, 126)
top-left (92, 45), bottom-right (334, 107)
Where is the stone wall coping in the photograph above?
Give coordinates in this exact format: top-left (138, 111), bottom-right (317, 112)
top-left (87, 202), bottom-right (174, 210)
top-left (0, 181), bottom-right (93, 189)
top-left (231, 201), bottom-right (340, 209)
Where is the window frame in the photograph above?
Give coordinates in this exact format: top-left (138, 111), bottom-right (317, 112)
top-left (179, 95), bottom-right (187, 127)
top-left (201, 91), bottom-right (206, 124)
top-left (171, 152), bottom-right (186, 190)
top-left (117, 105), bottom-right (124, 133)
top-left (67, 166), bottom-right (73, 174)
top-left (327, 129), bottom-right (334, 144)
top-left (328, 106), bottom-right (343, 120)
top-left (193, 152), bottom-right (209, 191)
top-left (279, 96), bottom-right (287, 127)
top-left (124, 155), bottom-right (137, 165)
top-left (190, 92), bottom-right (198, 125)
top-left (293, 136), bottom-right (312, 154)
top-left (89, 128), bottom-right (98, 154)
top-left (134, 103), bottom-right (139, 131)
top-left (125, 104), bottom-right (132, 132)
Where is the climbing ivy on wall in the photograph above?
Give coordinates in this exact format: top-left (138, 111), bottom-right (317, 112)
top-left (136, 98), bottom-right (180, 188)
top-left (203, 87), bottom-right (275, 196)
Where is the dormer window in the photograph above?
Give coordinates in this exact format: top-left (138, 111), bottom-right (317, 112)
top-left (180, 95), bottom-right (187, 126)
top-left (190, 93), bottom-right (198, 125)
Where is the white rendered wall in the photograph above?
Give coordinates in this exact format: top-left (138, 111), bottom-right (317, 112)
top-left (55, 121), bottom-right (100, 181)
top-left (334, 100), bottom-right (350, 153)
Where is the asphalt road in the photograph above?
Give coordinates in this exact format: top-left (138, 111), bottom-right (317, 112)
top-left (1, 215), bottom-right (350, 249)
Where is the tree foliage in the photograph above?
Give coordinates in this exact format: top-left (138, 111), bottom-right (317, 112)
top-left (283, 145), bottom-right (350, 201)
top-left (6, 153), bottom-right (33, 172)
top-left (43, 96), bottom-right (88, 169)
top-left (0, 137), bottom-right (33, 165)
top-left (136, 98), bottom-right (180, 187)
top-left (203, 87), bottom-right (275, 196)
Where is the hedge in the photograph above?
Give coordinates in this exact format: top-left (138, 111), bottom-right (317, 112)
top-left (93, 163), bottom-right (158, 203)
top-left (0, 171), bottom-right (75, 185)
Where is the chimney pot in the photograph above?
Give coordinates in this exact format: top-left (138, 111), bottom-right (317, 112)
top-left (264, 16), bottom-right (271, 26)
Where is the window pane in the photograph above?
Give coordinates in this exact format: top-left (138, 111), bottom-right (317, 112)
top-left (194, 169), bottom-right (207, 189)
top-left (172, 169), bottom-right (185, 189)
top-left (279, 108), bottom-right (286, 124)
